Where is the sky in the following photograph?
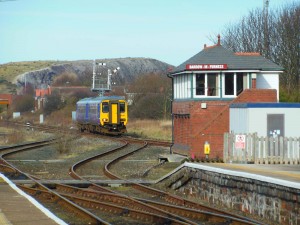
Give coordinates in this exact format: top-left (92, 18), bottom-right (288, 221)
top-left (0, 0), bottom-right (295, 66)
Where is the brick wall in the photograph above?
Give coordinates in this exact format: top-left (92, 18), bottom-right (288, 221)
top-left (172, 89), bottom-right (278, 159)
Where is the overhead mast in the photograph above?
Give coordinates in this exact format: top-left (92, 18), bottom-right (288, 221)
top-left (91, 60), bottom-right (120, 96)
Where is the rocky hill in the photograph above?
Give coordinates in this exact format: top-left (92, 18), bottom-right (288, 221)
top-left (13, 58), bottom-right (174, 90)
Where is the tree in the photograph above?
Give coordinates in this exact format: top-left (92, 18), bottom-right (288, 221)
top-left (217, 2), bottom-right (300, 101)
top-left (43, 90), bottom-right (65, 115)
top-left (128, 73), bottom-right (172, 119)
top-left (12, 94), bottom-right (34, 112)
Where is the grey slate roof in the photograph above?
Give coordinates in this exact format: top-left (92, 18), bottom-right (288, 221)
top-left (172, 45), bottom-right (284, 74)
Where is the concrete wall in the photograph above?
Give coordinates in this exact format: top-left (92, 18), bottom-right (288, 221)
top-left (257, 73), bottom-right (279, 101)
top-left (230, 107), bottom-right (300, 137)
top-left (249, 108), bottom-right (300, 137)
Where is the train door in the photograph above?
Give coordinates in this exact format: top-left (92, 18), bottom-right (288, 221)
top-left (111, 103), bottom-right (118, 124)
top-left (97, 104), bottom-right (100, 123)
top-left (85, 103), bottom-right (89, 122)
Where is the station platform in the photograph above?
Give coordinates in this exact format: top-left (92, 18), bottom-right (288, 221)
top-left (205, 163), bottom-right (300, 184)
top-left (0, 174), bottom-right (66, 225)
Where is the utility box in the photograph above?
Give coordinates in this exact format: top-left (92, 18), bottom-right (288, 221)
top-left (204, 141), bottom-right (210, 159)
top-left (40, 114), bottom-right (44, 124)
top-left (230, 103), bottom-right (300, 137)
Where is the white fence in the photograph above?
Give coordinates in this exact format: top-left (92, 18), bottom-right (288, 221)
top-left (223, 133), bottom-right (300, 164)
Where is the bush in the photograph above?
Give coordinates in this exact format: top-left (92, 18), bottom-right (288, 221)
top-left (12, 94), bottom-right (34, 112)
top-left (128, 73), bottom-right (172, 120)
top-left (43, 91), bottom-right (65, 115)
top-left (129, 93), bottom-right (166, 119)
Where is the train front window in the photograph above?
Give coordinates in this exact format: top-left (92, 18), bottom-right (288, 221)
top-left (120, 103), bottom-right (125, 113)
top-left (102, 102), bottom-right (109, 113)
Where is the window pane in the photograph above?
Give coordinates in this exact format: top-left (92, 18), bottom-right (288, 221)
top-left (120, 103), bottom-right (125, 113)
top-left (196, 74), bottom-right (205, 95)
top-left (102, 102), bottom-right (109, 113)
top-left (225, 73), bottom-right (234, 95)
top-left (236, 73), bottom-right (244, 96)
top-left (207, 74), bottom-right (218, 96)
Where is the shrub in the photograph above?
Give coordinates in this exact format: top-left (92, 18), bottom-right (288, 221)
top-left (43, 90), bottom-right (65, 115)
top-left (12, 94), bottom-right (34, 112)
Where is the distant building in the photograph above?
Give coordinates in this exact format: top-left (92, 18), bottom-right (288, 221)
top-left (35, 85), bottom-right (52, 97)
top-left (0, 94), bottom-right (14, 106)
top-left (168, 36), bottom-right (284, 159)
top-left (35, 86), bottom-right (52, 98)
top-left (35, 85), bottom-right (52, 110)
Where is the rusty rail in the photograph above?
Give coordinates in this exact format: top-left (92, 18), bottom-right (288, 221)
top-left (0, 141), bottom-right (110, 224)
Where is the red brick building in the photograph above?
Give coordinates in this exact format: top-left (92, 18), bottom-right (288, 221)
top-left (168, 37), bottom-right (283, 159)
top-left (0, 94), bottom-right (14, 106)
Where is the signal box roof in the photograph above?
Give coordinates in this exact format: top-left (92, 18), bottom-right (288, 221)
top-left (171, 39), bottom-right (284, 74)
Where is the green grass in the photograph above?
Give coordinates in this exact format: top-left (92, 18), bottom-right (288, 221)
top-left (126, 119), bottom-right (172, 141)
top-left (0, 60), bottom-right (65, 82)
top-left (0, 60), bottom-right (67, 93)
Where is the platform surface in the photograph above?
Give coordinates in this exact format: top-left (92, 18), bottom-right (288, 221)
top-left (182, 162), bottom-right (300, 190)
top-left (206, 163), bottom-right (300, 183)
top-left (0, 174), bottom-right (66, 225)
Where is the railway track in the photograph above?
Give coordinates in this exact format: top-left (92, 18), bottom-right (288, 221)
top-left (69, 136), bottom-right (261, 224)
top-left (0, 122), bottom-right (263, 224)
top-left (0, 140), bottom-right (109, 224)
top-left (1, 124), bottom-right (194, 224)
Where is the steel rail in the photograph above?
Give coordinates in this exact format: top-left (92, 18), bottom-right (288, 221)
top-left (71, 138), bottom-right (259, 224)
top-left (54, 183), bottom-right (259, 225)
top-left (104, 138), bottom-right (262, 225)
top-left (1, 122), bottom-right (261, 224)
top-left (0, 141), bottom-right (110, 225)
top-left (19, 185), bottom-right (191, 225)
top-left (69, 141), bottom-right (199, 224)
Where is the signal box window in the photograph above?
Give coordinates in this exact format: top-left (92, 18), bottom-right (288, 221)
top-left (236, 73), bottom-right (247, 96)
top-left (224, 73), bottom-right (234, 95)
top-left (207, 73), bottom-right (218, 96)
top-left (102, 102), bottom-right (109, 113)
top-left (196, 74), bottom-right (205, 95)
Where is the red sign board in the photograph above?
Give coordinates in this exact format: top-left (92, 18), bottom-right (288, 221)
top-left (235, 134), bottom-right (246, 149)
top-left (186, 64), bottom-right (228, 70)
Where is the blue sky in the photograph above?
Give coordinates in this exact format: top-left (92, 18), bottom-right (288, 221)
top-left (0, 0), bottom-right (294, 66)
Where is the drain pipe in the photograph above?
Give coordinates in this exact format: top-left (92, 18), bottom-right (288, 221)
top-left (167, 72), bottom-right (174, 154)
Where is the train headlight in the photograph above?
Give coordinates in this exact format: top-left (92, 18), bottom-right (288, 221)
top-left (102, 118), bottom-right (108, 122)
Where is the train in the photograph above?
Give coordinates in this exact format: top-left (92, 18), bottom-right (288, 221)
top-left (76, 96), bottom-right (128, 135)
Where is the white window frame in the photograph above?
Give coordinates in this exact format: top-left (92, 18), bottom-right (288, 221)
top-left (193, 73), bottom-right (220, 98)
top-left (222, 73), bottom-right (236, 98)
top-left (222, 72), bottom-right (250, 98)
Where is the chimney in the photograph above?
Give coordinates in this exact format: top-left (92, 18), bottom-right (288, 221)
top-left (204, 44), bottom-right (207, 49)
top-left (217, 34), bottom-right (221, 46)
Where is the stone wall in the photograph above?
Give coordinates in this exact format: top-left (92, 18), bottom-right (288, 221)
top-left (165, 165), bottom-right (300, 225)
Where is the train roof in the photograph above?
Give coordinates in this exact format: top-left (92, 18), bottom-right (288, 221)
top-left (76, 96), bottom-right (125, 104)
